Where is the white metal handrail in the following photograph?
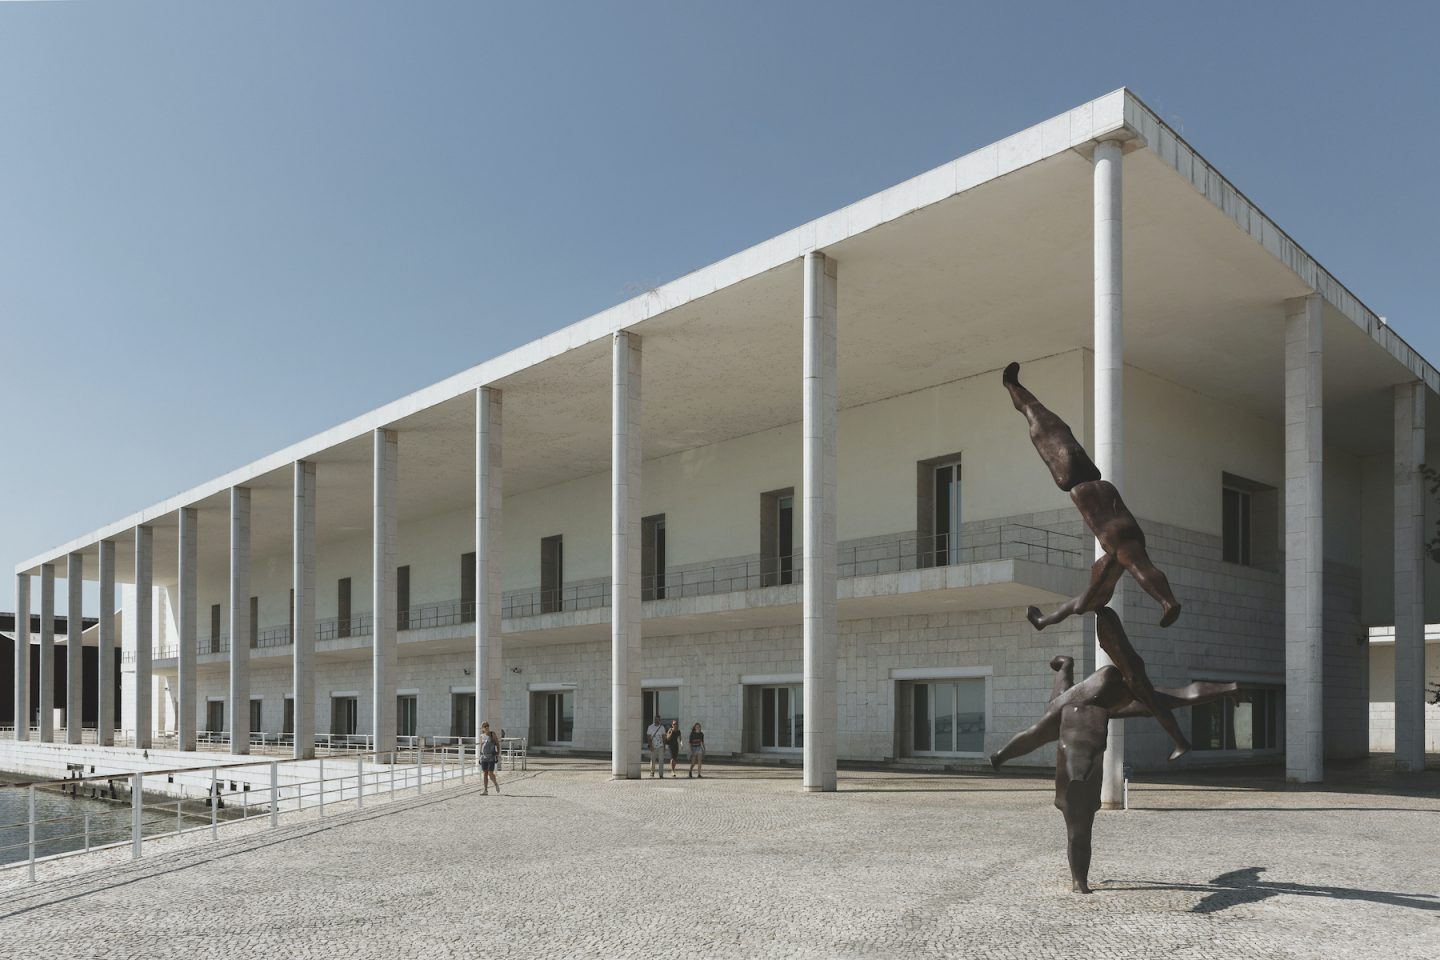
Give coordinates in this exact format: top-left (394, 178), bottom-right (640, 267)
top-left (0, 743), bottom-right (483, 882)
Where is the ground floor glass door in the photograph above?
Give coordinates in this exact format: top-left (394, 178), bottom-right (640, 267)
top-left (910, 679), bottom-right (985, 755)
top-left (759, 684), bottom-right (803, 750)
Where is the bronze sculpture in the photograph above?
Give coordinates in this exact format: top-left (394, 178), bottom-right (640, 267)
top-left (995, 361), bottom-right (1241, 893)
top-left (989, 613), bottom-right (1239, 893)
top-left (1003, 362), bottom-right (1182, 629)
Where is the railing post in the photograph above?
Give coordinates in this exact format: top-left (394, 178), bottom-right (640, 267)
top-left (211, 769), bottom-right (219, 838)
top-left (460, 742), bottom-right (466, 783)
top-left (415, 747), bottom-right (423, 794)
top-left (131, 772), bottom-right (143, 859)
top-left (357, 754), bottom-right (364, 809)
top-left (390, 750), bottom-right (396, 799)
top-left (84, 811), bottom-right (91, 854)
top-left (269, 760), bottom-right (279, 828)
top-left (318, 755), bottom-right (325, 818)
top-left (27, 785), bottom-right (36, 882)
top-left (176, 797), bottom-right (182, 835)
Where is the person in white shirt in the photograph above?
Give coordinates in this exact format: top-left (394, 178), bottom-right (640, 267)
top-left (646, 714), bottom-right (667, 778)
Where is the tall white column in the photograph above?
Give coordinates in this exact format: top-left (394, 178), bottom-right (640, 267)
top-left (1393, 380), bottom-right (1426, 772)
top-left (1285, 293), bottom-right (1324, 783)
top-left (14, 574), bottom-right (29, 740)
top-left (177, 507), bottom-right (198, 751)
top-left (611, 331), bottom-right (642, 780)
top-left (802, 251), bottom-right (838, 793)
top-left (97, 540), bottom-right (115, 746)
top-left (476, 388), bottom-right (504, 738)
top-left (1092, 138), bottom-right (1126, 808)
top-left (66, 553), bottom-right (84, 744)
top-left (373, 431), bottom-right (398, 754)
top-left (134, 525), bottom-right (153, 749)
top-left (293, 462), bottom-right (316, 760)
top-left (38, 564), bottom-right (54, 743)
top-left (229, 489), bottom-right (251, 755)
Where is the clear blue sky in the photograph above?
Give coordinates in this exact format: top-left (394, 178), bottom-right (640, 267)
top-left (2, 1), bottom-right (1436, 611)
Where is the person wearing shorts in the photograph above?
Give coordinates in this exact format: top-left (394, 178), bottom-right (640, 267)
top-left (688, 722), bottom-right (706, 778)
top-left (480, 729), bottom-right (500, 794)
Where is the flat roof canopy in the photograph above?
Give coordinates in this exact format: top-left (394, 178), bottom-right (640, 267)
top-left (19, 89), bottom-right (1436, 579)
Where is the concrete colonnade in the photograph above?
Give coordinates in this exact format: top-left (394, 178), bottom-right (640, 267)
top-left (13, 574), bottom-right (28, 739)
top-left (293, 461), bottom-right (317, 759)
top-left (1091, 137), bottom-right (1126, 807)
top-left (476, 387), bottom-right (504, 740)
top-left (1393, 381), bottom-right (1427, 772)
top-left (177, 507), bottom-right (198, 751)
top-left (611, 331), bottom-right (643, 779)
top-left (372, 432), bottom-right (398, 755)
top-left (65, 553), bottom-right (84, 743)
top-left (802, 251), bottom-right (839, 793)
top-left (97, 540), bottom-right (115, 746)
top-left (1284, 294), bottom-right (1325, 784)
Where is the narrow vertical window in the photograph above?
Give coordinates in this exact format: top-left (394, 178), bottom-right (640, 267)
top-left (397, 565), bottom-right (411, 630)
top-left (759, 489), bottom-right (796, 587)
top-left (540, 536), bottom-right (564, 613)
top-left (249, 596), bottom-right (258, 648)
top-left (642, 515), bottom-right (666, 601)
top-left (337, 578), bottom-right (352, 638)
top-left (209, 604), bottom-right (221, 654)
top-left (461, 552), bottom-right (476, 623)
top-left (282, 696), bottom-right (295, 736)
top-left (1222, 486), bottom-right (1252, 565)
top-left (249, 698), bottom-right (262, 737)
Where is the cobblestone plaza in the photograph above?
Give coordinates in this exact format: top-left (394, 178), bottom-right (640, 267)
top-left (1, 759), bottom-right (1433, 958)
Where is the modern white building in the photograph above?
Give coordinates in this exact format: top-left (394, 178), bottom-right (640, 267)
top-left (12, 89), bottom-right (1439, 792)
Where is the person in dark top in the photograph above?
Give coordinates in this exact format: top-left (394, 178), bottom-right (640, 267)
top-left (687, 722), bottom-right (706, 779)
top-left (480, 729), bottom-right (500, 795)
top-left (665, 719), bottom-right (682, 776)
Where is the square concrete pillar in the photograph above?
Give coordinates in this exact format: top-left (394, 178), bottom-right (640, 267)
top-left (802, 251), bottom-right (838, 793)
top-left (134, 525), bottom-right (153, 749)
top-left (66, 553), bottom-right (84, 744)
top-left (229, 489), bottom-right (251, 755)
top-left (373, 431), bottom-right (398, 754)
top-left (1393, 380), bottom-right (1427, 772)
top-left (1092, 137), bottom-right (1127, 808)
top-left (14, 574), bottom-right (29, 740)
top-left (1285, 294), bottom-right (1324, 783)
top-left (476, 387), bottom-right (504, 737)
top-left (97, 540), bottom-right (115, 746)
top-left (38, 563), bottom-right (54, 743)
top-left (293, 461), bottom-right (317, 760)
top-left (177, 507), bottom-right (198, 751)
top-left (611, 331), bottom-right (642, 779)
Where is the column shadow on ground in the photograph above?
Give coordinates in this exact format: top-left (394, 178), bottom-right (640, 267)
top-left (1105, 866), bottom-right (1440, 915)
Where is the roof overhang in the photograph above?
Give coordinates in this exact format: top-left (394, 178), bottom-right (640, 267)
top-left (19, 88), bottom-right (1437, 579)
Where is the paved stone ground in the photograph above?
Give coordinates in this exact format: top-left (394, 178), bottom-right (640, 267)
top-left (0, 758), bottom-right (1435, 959)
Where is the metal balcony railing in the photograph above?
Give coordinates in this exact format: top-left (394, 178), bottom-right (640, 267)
top-left (116, 524), bottom-right (1080, 658)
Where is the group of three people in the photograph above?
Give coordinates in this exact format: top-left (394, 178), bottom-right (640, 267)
top-left (644, 715), bottom-right (706, 778)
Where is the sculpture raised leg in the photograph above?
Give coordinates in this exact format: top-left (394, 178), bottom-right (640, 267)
top-left (1004, 362), bottom-right (1182, 628)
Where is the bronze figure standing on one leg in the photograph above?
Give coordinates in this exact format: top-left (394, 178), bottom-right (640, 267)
top-left (990, 653), bottom-right (1238, 892)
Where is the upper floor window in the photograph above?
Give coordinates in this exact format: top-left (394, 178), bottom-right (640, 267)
top-left (759, 489), bottom-right (795, 587)
top-left (209, 603), bottom-right (222, 654)
top-left (642, 515), bottom-right (667, 601)
top-left (461, 552), bottom-right (476, 623)
top-left (1221, 473), bottom-right (1277, 570)
top-left (1222, 486), bottom-right (1251, 565)
top-left (337, 578), bottom-right (352, 637)
top-left (540, 536), bottom-right (564, 613)
top-left (917, 454), bottom-right (962, 567)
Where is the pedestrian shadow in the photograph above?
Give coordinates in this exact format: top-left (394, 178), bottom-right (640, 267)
top-left (1107, 866), bottom-right (1440, 915)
